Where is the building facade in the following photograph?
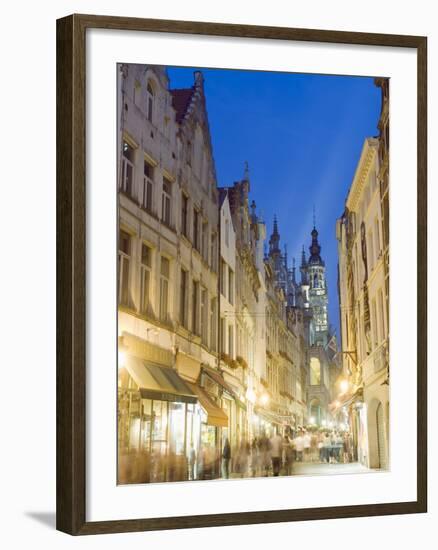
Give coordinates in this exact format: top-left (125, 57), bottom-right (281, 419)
top-left (336, 137), bottom-right (389, 469)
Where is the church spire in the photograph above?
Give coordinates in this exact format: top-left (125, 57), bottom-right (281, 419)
top-left (292, 257), bottom-right (296, 284)
top-left (269, 215), bottom-right (281, 255)
top-left (309, 225), bottom-right (323, 265)
top-left (243, 160), bottom-right (250, 182)
top-left (300, 245), bottom-right (308, 285)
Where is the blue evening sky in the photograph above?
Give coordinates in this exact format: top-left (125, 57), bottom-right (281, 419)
top-left (167, 66), bottom-right (382, 337)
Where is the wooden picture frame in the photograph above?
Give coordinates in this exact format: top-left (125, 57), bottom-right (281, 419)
top-left (56, 13), bottom-right (427, 535)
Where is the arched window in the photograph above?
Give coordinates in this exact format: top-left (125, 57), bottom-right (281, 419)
top-left (146, 81), bottom-right (155, 123)
top-left (310, 357), bottom-right (321, 385)
top-left (313, 273), bottom-right (318, 288)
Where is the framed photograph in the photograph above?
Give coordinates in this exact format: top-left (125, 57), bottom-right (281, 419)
top-left (56, 14), bottom-right (427, 535)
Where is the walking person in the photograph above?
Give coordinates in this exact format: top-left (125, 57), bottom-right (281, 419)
top-left (270, 429), bottom-right (283, 476)
top-left (294, 431), bottom-right (304, 462)
top-left (283, 434), bottom-right (294, 475)
top-left (303, 430), bottom-right (312, 462)
top-left (188, 443), bottom-right (196, 480)
top-left (222, 438), bottom-right (231, 479)
top-left (322, 432), bottom-right (331, 463)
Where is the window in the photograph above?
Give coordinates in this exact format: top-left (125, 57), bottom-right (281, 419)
top-left (143, 160), bottom-right (154, 212)
top-left (374, 218), bottom-right (381, 259)
top-left (228, 268), bottom-right (234, 305)
top-left (220, 318), bottom-right (226, 354)
top-left (146, 82), bottom-right (154, 123)
top-left (161, 177), bottom-right (171, 225)
top-left (193, 209), bottom-right (200, 250)
top-left (121, 141), bottom-right (135, 197)
top-left (378, 288), bottom-right (386, 341)
top-left (371, 298), bottom-right (378, 348)
top-left (310, 357), bottom-right (321, 385)
top-left (228, 325), bottom-right (234, 358)
top-left (118, 230), bottom-right (131, 306)
top-left (201, 288), bottom-right (208, 345)
top-left (202, 221), bottom-right (208, 262)
top-left (133, 81), bottom-right (141, 108)
top-left (367, 229), bottom-right (374, 273)
top-left (181, 194), bottom-right (189, 237)
top-left (159, 257), bottom-right (170, 322)
top-left (192, 281), bottom-right (199, 334)
top-left (210, 298), bottom-right (217, 351)
top-left (179, 269), bottom-right (188, 327)
top-left (210, 233), bottom-right (217, 271)
top-left (220, 260), bottom-right (227, 297)
top-left (140, 244), bottom-right (152, 314)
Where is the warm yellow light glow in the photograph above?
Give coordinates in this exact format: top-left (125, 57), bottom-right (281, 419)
top-left (246, 388), bottom-right (256, 404)
top-left (321, 419), bottom-right (327, 427)
top-left (309, 416), bottom-right (316, 424)
top-left (340, 379), bottom-right (349, 393)
top-left (334, 400), bottom-right (341, 408)
top-left (118, 350), bottom-right (126, 368)
top-left (260, 393), bottom-right (270, 406)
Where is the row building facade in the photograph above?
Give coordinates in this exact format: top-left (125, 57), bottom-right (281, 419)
top-left (336, 126), bottom-right (389, 468)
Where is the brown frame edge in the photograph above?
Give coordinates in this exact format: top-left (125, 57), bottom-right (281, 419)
top-left (56, 13), bottom-right (427, 536)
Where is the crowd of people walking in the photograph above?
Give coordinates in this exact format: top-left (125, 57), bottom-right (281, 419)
top-left (213, 428), bottom-right (354, 479)
top-left (119, 427), bottom-right (355, 483)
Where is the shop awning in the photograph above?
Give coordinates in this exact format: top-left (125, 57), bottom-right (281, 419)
top-left (255, 407), bottom-right (293, 427)
top-left (329, 387), bottom-right (364, 411)
top-left (125, 356), bottom-right (197, 404)
top-left (187, 383), bottom-right (228, 428)
top-left (201, 365), bottom-right (236, 397)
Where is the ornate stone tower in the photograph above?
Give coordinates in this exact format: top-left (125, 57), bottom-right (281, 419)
top-left (306, 225), bottom-right (329, 347)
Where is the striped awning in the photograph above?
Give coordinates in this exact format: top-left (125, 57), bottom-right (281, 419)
top-left (187, 383), bottom-right (228, 428)
top-left (124, 356), bottom-right (197, 404)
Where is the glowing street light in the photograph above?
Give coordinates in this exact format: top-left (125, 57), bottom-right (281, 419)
top-left (246, 387), bottom-right (256, 404)
top-left (260, 393), bottom-right (270, 406)
top-left (340, 379), bottom-right (349, 393)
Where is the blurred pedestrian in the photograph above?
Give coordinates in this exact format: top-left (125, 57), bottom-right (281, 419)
top-left (283, 434), bottom-right (294, 475)
top-left (222, 438), bottom-right (231, 479)
top-left (270, 429), bottom-right (283, 476)
top-left (294, 431), bottom-right (304, 462)
top-left (189, 443), bottom-right (196, 480)
top-left (303, 430), bottom-right (311, 461)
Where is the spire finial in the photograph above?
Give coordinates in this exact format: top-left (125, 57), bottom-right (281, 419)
top-left (243, 160), bottom-right (249, 182)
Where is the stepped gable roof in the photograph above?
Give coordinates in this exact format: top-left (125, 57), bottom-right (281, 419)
top-left (170, 87), bottom-right (194, 124)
